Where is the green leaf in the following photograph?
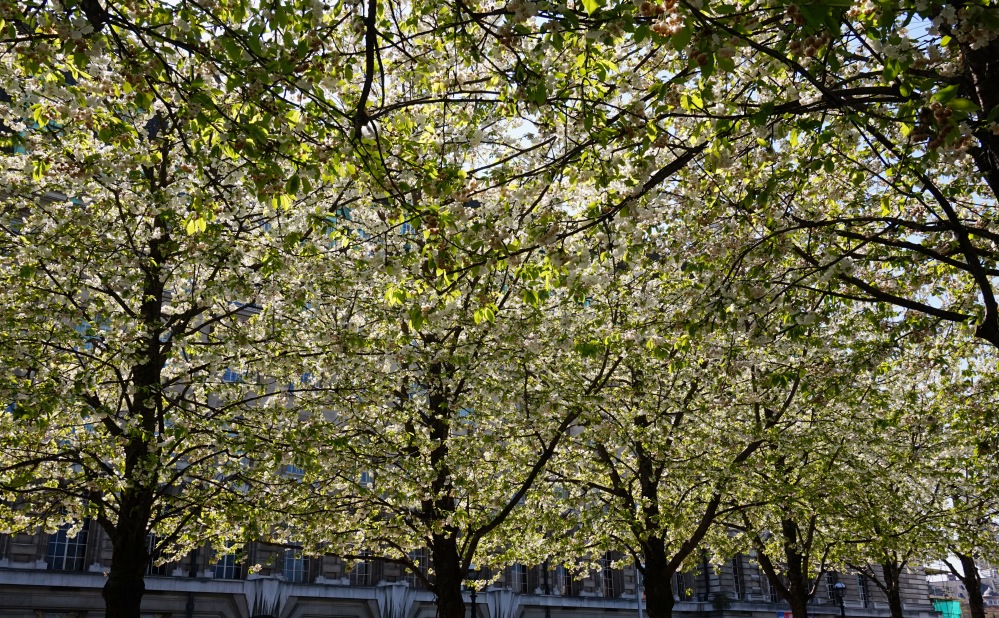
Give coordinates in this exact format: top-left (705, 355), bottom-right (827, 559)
top-left (31, 104), bottom-right (48, 128)
top-left (522, 288), bottom-right (540, 307)
top-left (185, 216), bottom-right (207, 235)
top-left (581, 0), bottom-right (600, 15)
top-left (930, 84), bottom-right (960, 104)
top-left (634, 24), bottom-right (649, 44)
top-left (947, 98), bottom-right (979, 113)
top-left (408, 305), bottom-right (425, 330)
top-left (671, 26), bottom-right (692, 52)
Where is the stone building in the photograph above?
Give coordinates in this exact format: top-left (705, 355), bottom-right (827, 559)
top-left (0, 527), bottom-right (940, 618)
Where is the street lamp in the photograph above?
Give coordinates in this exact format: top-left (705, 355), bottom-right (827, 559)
top-left (832, 581), bottom-right (847, 618)
top-left (467, 566), bottom-right (479, 618)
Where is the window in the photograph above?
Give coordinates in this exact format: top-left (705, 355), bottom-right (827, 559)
top-left (283, 549), bottom-right (307, 583)
top-left (46, 522), bottom-right (89, 571)
top-left (857, 574), bottom-right (869, 607)
top-left (213, 544), bottom-right (242, 579)
top-left (674, 571), bottom-right (692, 601)
top-left (599, 553), bottom-right (616, 597)
top-left (222, 368), bottom-right (241, 383)
top-left (509, 563), bottom-right (529, 593)
top-left (826, 572), bottom-right (840, 601)
top-left (731, 555), bottom-right (745, 600)
top-left (406, 549), bottom-right (430, 588)
top-left (349, 554), bottom-right (371, 586)
top-left (761, 568), bottom-right (780, 602)
top-left (146, 535), bottom-right (169, 576)
top-left (552, 564), bottom-right (570, 596)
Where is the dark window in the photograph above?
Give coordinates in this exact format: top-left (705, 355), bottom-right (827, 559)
top-left (762, 572), bottom-right (780, 602)
top-left (405, 548), bottom-right (430, 588)
top-left (509, 564), bottom-right (529, 593)
top-left (46, 522), bottom-right (89, 571)
top-left (283, 549), bottom-right (307, 583)
top-left (826, 572), bottom-right (840, 601)
top-left (146, 535), bottom-right (170, 576)
top-left (349, 553), bottom-right (371, 586)
top-left (731, 555), bottom-right (745, 600)
top-left (213, 544), bottom-right (242, 579)
top-left (674, 571), bottom-right (692, 601)
top-left (599, 553), bottom-right (616, 598)
top-left (857, 574), bottom-right (869, 607)
top-left (553, 564), bottom-right (571, 595)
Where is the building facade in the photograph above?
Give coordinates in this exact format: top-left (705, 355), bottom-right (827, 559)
top-left (0, 528), bottom-right (941, 618)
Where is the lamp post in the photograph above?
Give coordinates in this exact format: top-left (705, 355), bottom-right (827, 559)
top-left (467, 566), bottom-right (478, 618)
top-left (832, 582), bottom-right (847, 618)
top-left (543, 560), bottom-right (552, 618)
top-left (636, 560), bottom-right (644, 618)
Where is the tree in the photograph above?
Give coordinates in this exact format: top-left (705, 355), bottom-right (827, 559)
top-left (927, 342), bottom-right (999, 618)
top-left (530, 253), bottom-right (771, 618)
top-left (0, 60), bottom-right (321, 618)
top-left (651, 0), bottom-right (999, 350)
top-left (263, 172), bottom-right (626, 618)
top-left (836, 347), bottom-right (959, 618)
top-left (715, 309), bottom-right (916, 618)
top-left (4, 3), bottom-right (999, 618)
top-left (7, 0), bottom-right (999, 358)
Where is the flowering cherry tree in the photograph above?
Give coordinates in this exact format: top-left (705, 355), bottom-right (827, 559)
top-left (0, 54), bottom-right (326, 618)
top-left (3, 2), bottom-right (999, 618)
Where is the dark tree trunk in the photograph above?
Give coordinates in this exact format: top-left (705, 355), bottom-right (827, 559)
top-left (627, 389), bottom-right (720, 618)
top-left (101, 487), bottom-right (154, 618)
top-left (431, 534), bottom-right (466, 618)
top-left (99, 209), bottom-right (167, 618)
top-left (754, 516), bottom-right (816, 618)
top-left (424, 363), bottom-right (465, 618)
top-left (786, 590), bottom-right (810, 618)
top-left (782, 519), bottom-right (813, 618)
top-left (958, 553), bottom-right (986, 618)
top-left (102, 537), bottom-right (148, 618)
top-left (643, 540), bottom-right (676, 618)
top-left (881, 559), bottom-right (904, 618)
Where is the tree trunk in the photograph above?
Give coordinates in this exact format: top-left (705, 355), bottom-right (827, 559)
top-left (431, 534), bottom-right (466, 618)
top-left (778, 518), bottom-right (812, 618)
top-left (102, 498), bottom-right (152, 618)
top-left (103, 547), bottom-right (147, 618)
top-left (880, 559), bottom-right (904, 618)
top-left (787, 569), bottom-right (811, 618)
top-left (643, 541), bottom-right (676, 618)
top-left (958, 553), bottom-right (986, 618)
top-left (100, 219), bottom-right (165, 618)
top-left (786, 591), bottom-right (810, 618)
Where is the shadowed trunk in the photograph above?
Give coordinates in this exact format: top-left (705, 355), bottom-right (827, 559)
top-left (424, 359), bottom-right (465, 618)
top-left (101, 483), bottom-right (155, 618)
top-left (958, 553), bottom-right (986, 618)
top-left (753, 516), bottom-right (819, 618)
top-left (881, 560), bottom-right (904, 618)
top-left (781, 520), bottom-right (813, 618)
top-left (643, 539), bottom-right (676, 618)
top-left (102, 524), bottom-right (149, 618)
top-left (431, 534), bottom-right (466, 618)
top-left (101, 224), bottom-right (166, 618)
